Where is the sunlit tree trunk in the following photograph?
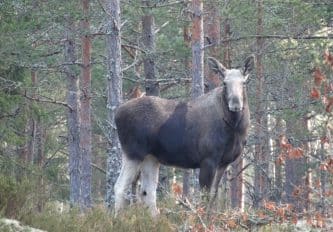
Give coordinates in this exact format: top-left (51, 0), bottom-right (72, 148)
top-left (105, 0), bottom-right (123, 208)
top-left (80, 0), bottom-right (92, 209)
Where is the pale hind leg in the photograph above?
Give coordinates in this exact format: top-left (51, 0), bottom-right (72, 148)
top-left (138, 155), bottom-right (160, 216)
top-left (114, 155), bottom-right (141, 215)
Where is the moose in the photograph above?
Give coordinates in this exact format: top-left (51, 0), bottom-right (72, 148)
top-left (114, 56), bottom-right (254, 216)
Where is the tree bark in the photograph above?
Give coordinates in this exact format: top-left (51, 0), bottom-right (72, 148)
top-left (204, 0), bottom-right (221, 92)
top-left (105, 0), bottom-right (123, 208)
top-left (191, 0), bottom-right (204, 99)
top-left (182, 21), bottom-right (192, 199)
top-left (253, 0), bottom-right (269, 208)
top-left (64, 16), bottom-right (81, 207)
top-left (142, 4), bottom-right (159, 96)
top-left (80, 0), bottom-right (92, 209)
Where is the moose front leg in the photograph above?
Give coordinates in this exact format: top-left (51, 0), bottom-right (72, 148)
top-left (199, 158), bottom-right (217, 191)
top-left (207, 165), bottom-right (227, 212)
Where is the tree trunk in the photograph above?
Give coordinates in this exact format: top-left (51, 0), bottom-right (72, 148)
top-left (273, 117), bottom-right (284, 202)
top-left (253, 0), bottom-right (269, 207)
top-left (191, 0), bottom-right (204, 99)
top-left (105, 0), bottom-right (123, 208)
top-left (80, 0), bottom-right (92, 209)
top-left (142, 2), bottom-right (170, 195)
top-left (36, 121), bottom-right (46, 212)
top-left (204, 0), bottom-right (221, 92)
top-left (142, 3), bottom-right (159, 96)
top-left (190, 0), bottom-right (204, 199)
top-left (64, 16), bottom-right (81, 207)
top-left (182, 22), bottom-right (191, 199)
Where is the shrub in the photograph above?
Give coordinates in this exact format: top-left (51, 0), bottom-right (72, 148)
top-left (0, 175), bottom-right (34, 218)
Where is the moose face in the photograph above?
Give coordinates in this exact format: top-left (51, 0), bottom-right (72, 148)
top-left (208, 56), bottom-right (254, 112)
top-left (222, 69), bottom-right (248, 112)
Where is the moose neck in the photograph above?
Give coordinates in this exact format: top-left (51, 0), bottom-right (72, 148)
top-left (221, 88), bottom-right (249, 131)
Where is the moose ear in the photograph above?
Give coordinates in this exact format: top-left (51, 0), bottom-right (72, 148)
top-left (207, 57), bottom-right (227, 78)
top-left (242, 55), bottom-right (255, 76)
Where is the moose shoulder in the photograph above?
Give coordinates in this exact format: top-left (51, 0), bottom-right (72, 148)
top-left (114, 56), bottom-right (254, 216)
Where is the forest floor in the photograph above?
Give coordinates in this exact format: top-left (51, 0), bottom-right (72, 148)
top-left (4, 198), bottom-right (332, 232)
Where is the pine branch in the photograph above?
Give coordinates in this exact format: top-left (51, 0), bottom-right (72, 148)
top-left (204, 34), bottom-right (332, 49)
top-left (23, 91), bottom-right (72, 111)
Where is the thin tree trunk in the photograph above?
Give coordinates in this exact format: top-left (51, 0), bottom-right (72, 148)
top-left (105, 0), bottom-right (123, 208)
top-left (36, 122), bottom-right (46, 212)
top-left (273, 117), bottom-right (284, 202)
top-left (80, 0), bottom-right (92, 209)
top-left (253, 0), bottom-right (269, 207)
top-left (64, 16), bottom-right (81, 207)
top-left (182, 23), bottom-right (191, 199)
top-left (320, 141), bottom-right (327, 214)
top-left (29, 69), bottom-right (38, 165)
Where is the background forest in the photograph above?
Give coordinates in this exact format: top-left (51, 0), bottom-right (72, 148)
top-left (0, 0), bottom-right (332, 231)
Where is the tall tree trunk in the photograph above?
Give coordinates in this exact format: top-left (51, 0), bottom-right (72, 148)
top-left (253, 0), bottom-right (269, 207)
top-left (105, 0), bottom-right (123, 208)
top-left (191, 0), bottom-right (204, 99)
top-left (273, 117), bottom-right (284, 202)
top-left (191, 0), bottom-right (204, 199)
top-left (64, 16), bottom-right (81, 207)
top-left (28, 69), bottom-right (38, 165)
top-left (182, 22), bottom-right (191, 199)
top-left (221, 17), bottom-right (232, 210)
top-left (141, 2), bottom-right (169, 194)
top-left (36, 121), bottom-right (46, 212)
top-left (142, 3), bottom-right (159, 96)
top-left (80, 0), bottom-right (92, 209)
top-left (204, 0), bottom-right (221, 92)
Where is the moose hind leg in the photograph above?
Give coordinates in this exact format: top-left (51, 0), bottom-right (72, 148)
top-left (114, 155), bottom-right (141, 215)
top-left (138, 155), bottom-right (160, 216)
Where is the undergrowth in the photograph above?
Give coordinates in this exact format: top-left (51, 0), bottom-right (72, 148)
top-left (18, 199), bottom-right (306, 232)
top-left (0, 176), bottom-right (329, 232)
